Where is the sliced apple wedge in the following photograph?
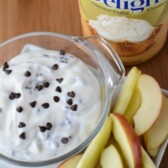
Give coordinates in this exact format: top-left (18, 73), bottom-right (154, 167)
top-left (141, 147), bottom-right (156, 168)
top-left (110, 113), bottom-right (142, 168)
top-left (58, 154), bottom-right (82, 168)
top-left (147, 147), bottom-right (160, 158)
top-left (113, 67), bottom-right (141, 114)
top-left (133, 74), bottom-right (162, 136)
top-left (100, 145), bottom-right (124, 168)
top-left (144, 94), bottom-right (168, 150)
top-left (124, 88), bottom-right (141, 125)
top-left (76, 117), bottom-right (112, 168)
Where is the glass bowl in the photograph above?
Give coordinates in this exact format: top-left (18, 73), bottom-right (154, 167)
top-left (0, 32), bottom-right (125, 167)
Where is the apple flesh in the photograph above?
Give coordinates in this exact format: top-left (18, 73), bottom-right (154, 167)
top-left (141, 147), bottom-right (156, 168)
top-left (124, 88), bottom-right (141, 125)
top-left (110, 113), bottom-right (142, 168)
top-left (58, 154), bottom-right (82, 168)
top-left (113, 67), bottom-right (141, 114)
top-left (147, 147), bottom-right (160, 158)
top-left (133, 74), bottom-right (162, 136)
top-left (76, 117), bottom-right (112, 168)
top-left (144, 94), bottom-right (168, 150)
top-left (100, 145), bottom-right (124, 168)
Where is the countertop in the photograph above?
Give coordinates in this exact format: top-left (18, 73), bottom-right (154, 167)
top-left (0, 0), bottom-right (167, 167)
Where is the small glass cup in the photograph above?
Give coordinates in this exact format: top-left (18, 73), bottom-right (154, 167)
top-left (0, 32), bottom-right (125, 167)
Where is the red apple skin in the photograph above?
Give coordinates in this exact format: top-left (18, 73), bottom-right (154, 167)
top-left (113, 113), bottom-right (142, 168)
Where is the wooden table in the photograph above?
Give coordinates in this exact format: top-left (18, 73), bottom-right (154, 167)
top-left (0, 0), bottom-right (167, 167)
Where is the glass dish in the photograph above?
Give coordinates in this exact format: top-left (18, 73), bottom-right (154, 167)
top-left (0, 32), bottom-right (125, 167)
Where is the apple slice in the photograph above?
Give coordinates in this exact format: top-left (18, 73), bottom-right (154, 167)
top-left (133, 74), bottom-right (162, 136)
top-left (141, 147), bottom-right (156, 168)
top-left (147, 147), bottom-right (160, 158)
top-left (110, 113), bottom-right (142, 168)
top-left (76, 117), bottom-right (112, 168)
top-left (58, 154), bottom-right (82, 168)
top-left (100, 145), bottom-right (124, 168)
top-left (96, 163), bottom-right (102, 168)
top-left (124, 88), bottom-right (141, 125)
top-left (113, 67), bottom-right (141, 114)
top-left (144, 94), bottom-right (168, 150)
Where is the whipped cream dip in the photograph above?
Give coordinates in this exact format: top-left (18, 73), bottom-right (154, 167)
top-left (0, 48), bottom-right (101, 161)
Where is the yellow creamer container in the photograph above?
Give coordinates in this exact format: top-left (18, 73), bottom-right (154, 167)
top-left (78, 0), bottom-right (168, 65)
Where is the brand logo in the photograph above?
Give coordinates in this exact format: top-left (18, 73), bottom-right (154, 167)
top-left (94, 0), bottom-right (162, 13)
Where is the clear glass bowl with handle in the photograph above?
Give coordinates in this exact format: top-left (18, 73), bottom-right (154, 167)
top-left (0, 32), bottom-right (125, 167)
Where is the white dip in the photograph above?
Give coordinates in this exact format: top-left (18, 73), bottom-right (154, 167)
top-left (0, 49), bottom-right (101, 161)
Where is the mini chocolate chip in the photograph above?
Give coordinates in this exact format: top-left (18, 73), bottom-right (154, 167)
top-left (24, 71), bottom-right (31, 77)
top-left (44, 54), bottom-right (49, 57)
top-left (56, 78), bottom-right (64, 83)
top-left (53, 96), bottom-right (60, 102)
top-left (3, 62), bottom-right (9, 71)
top-left (18, 122), bottom-right (26, 128)
top-left (19, 132), bottom-right (26, 140)
top-left (67, 91), bottom-right (75, 98)
top-left (70, 104), bottom-right (78, 111)
top-left (60, 50), bottom-right (65, 55)
top-left (5, 69), bottom-right (12, 75)
top-left (9, 92), bottom-right (15, 100)
top-left (16, 106), bottom-right (23, 113)
top-left (29, 101), bottom-right (36, 108)
top-left (42, 103), bottom-right (49, 109)
top-left (43, 82), bottom-right (49, 88)
top-left (66, 99), bottom-right (73, 105)
top-left (39, 126), bottom-right (47, 132)
top-left (52, 64), bottom-right (59, 70)
top-left (36, 85), bottom-right (43, 91)
top-left (61, 137), bottom-right (69, 144)
top-left (46, 122), bottom-right (52, 130)
top-left (15, 93), bottom-right (21, 99)
top-left (55, 86), bottom-right (62, 93)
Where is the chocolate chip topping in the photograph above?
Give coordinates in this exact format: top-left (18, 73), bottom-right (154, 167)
top-left (15, 93), bottom-right (21, 99)
top-left (19, 132), bottom-right (26, 140)
top-left (9, 92), bottom-right (21, 100)
top-left (9, 92), bottom-right (15, 100)
top-left (24, 71), bottom-right (31, 77)
top-left (3, 62), bottom-right (9, 71)
top-left (42, 103), bottom-right (49, 109)
top-left (39, 126), bottom-right (47, 132)
top-left (60, 50), bottom-right (65, 55)
top-left (52, 64), bottom-right (59, 70)
top-left (56, 78), bottom-right (64, 83)
top-left (61, 137), bottom-right (69, 144)
top-left (70, 104), bottom-right (78, 111)
top-left (67, 91), bottom-right (75, 98)
top-left (53, 96), bottom-right (60, 102)
top-left (55, 86), bottom-right (62, 93)
top-left (36, 85), bottom-right (43, 91)
top-left (5, 69), bottom-right (12, 75)
top-left (29, 101), bottom-right (36, 108)
top-left (16, 106), bottom-right (23, 113)
top-left (46, 122), bottom-right (52, 130)
top-left (66, 99), bottom-right (73, 105)
top-left (18, 122), bottom-right (26, 128)
top-left (43, 82), bottom-right (49, 88)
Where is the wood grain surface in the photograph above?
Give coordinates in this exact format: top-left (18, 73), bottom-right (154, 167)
top-left (0, 0), bottom-right (167, 167)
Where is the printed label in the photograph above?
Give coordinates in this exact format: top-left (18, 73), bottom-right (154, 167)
top-left (79, 0), bottom-right (168, 64)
